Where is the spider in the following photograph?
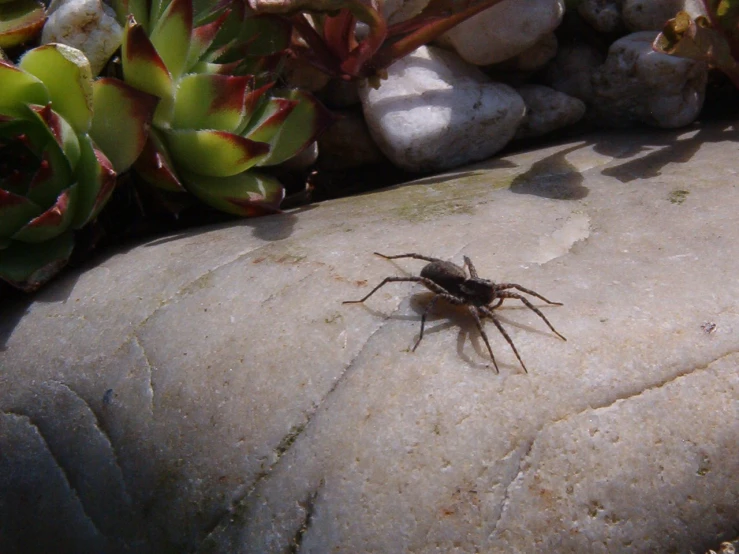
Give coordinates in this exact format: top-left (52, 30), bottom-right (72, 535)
top-left (343, 252), bottom-right (566, 373)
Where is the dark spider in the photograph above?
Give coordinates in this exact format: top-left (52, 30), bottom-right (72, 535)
top-left (343, 252), bottom-right (566, 373)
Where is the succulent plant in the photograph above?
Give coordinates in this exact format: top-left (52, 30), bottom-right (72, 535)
top-left (115, 0), bottom-right (334, 216)
top-left (0, 43), bottom-right (157, 291)
top-left (249, 0), bottom-right (510, 86)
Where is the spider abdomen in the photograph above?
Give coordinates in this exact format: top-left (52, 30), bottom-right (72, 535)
top-left (420, 261), bottom-right (467, 295)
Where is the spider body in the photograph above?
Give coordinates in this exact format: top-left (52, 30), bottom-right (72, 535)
top-left (343, 252), bottom-right (566, 373)
top-left (419, 261), bottom-right (495, 306)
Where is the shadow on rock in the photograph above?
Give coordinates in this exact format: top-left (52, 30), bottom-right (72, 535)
top-left (595, 122), bottom-right (739, 183)
top-left (510, 144), bottom-right (589, 200)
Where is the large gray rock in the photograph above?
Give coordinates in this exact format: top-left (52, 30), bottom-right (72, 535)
top-left (360, 45), bottom-right (525, 172)
top-left (2, 122), bottom-right (739, 553)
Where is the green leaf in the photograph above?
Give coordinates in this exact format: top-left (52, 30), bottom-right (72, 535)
top-left (241, 15), bottom-right (292, 56)
top-left (164, 128), bottom-right (270, 176)
top-left (12, 184), bottom-right (78, 243)
top-left (0, 62), bottom-right (48, 116)
top-left (187, 9), bottom-right (229, 68)
top-left (25, 144), bottom-right (74, 209)
top-left (171, 73), bottom-right (249, 132)
top-left (122, 15), bottom-right (174, 100)
top-left (0, 230), bottom-right (75, 291)
top-left (27, 103), bottom-right (81, 168)
top-left (70, 134), bottom-right (117, 227)
top-left (133, 129), bottom-right (186, 191)
top-left (0, 0), bottom-right (46, 49)
top-left (0, 188), bottom-right (43, 238)
top-left (110, 0), bottom-right (149, 30)
top-left (90, 78), bottom-right (159, 172)
top-left (256, 89), bottom-right (335, 166)
top-left (149, 0), bottom-right (193, 79)
top-left (18, 44), bottom-right (94, 134)
top-left (239, 93), bottom-right (293, 139)
top-left (181, 168), bottom-right (284, 215)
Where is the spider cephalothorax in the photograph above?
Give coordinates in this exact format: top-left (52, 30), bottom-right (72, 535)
top-left (343, 252), bottom-right (566, 373)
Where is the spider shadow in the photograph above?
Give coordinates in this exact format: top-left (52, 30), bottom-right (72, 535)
top-left (403, 292), bottom-right (561, 371)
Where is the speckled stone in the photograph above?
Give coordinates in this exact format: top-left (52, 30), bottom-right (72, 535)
top-left (2, 121), bottom-right (739, 553)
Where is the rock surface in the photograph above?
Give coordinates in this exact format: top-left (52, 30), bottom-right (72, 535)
top-left (591, 31), bottom-right (707, 128)
top-left (514, 85), bottom-right (586, 139)
top-left (42, 0), bottom-right (123, 75)
top-left (439, 0), bottom-right (565, 66)
top-left (359, 45), bottom-right (526, 172)
top-left (2, 122), bottom-right (739, 553)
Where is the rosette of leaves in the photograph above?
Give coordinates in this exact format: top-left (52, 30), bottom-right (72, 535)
top-left (0, 43), bottom-right (157, 291)
top-left (115, 0), bottom-right (334, 216)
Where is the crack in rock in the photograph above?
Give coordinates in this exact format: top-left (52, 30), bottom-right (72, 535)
top-left (131, 333), bottom-right (155, 416)
top-left (197, 301), bottom-right (404, 549)
top-left (489, 439), bottom-right (535, 539)
top-left (289, 482), bottom-right (323, 554)
top-left (1, 410), bottom-right (107, 541)
top-left (487, 348), bottom-right (739, 539)
top-left (553, 347), bottom-right (739, 428)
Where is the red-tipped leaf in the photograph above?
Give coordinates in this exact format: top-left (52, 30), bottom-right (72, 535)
top-left (90, 78), bottom-right (159, 173)
top-left (164, 128), bottom-right (270, 176)
top-left (171, 73), bottom-right (250, 132)
top-left (123, 15), bottom-right (174, 100)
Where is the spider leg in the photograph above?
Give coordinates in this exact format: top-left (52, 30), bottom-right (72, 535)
top-left (489, 297), bottom-right (504, 310)
top-left (374, 252), bottom-right (443, 264)
top-left (494, 283), bottom-right (563, 305)
top-left (463, 256), bottom-right (479, 278)
top-left (496, 291), bottom-right (567, 341)
top-left (343, 276), bottom-right (426, 304)
top-left (479, 306), bottom-right (528, 373)
top-left (468, 306), bottom-right (499, 373)
top-left (412, 294), bottom-right (441, 352)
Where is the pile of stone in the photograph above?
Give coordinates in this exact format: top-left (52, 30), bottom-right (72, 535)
top-left (308, 0), bottom-right (710, 172)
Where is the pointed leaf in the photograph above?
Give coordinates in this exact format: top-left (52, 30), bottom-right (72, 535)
top-left (256, 89), bottom-right (335, 166)
top-left (172, 73), bottom-right (250, 132)
top-left (189, 60), bottom-right (243, 74)
top-left (90, 78), bottom-right (159, 172)
top-left (181, 168), bottom-right (284, 216)
top-left (240, 95), bottom-right (294, 140)
top-left (71, 134), bottom-right (117, 227)
top-left (26, 145), bottom-right (74, 208)
top-left (28, 103), bottom-right (81, 167)
top-left (164, 128), bottom-right (270, 176)
top-left (0, 230), bottom-right (74, 291)
top-left (110, 0), bottom-right (149, 30)
top-left (149, 0), bottom-right (193, 79)
top-left (372, 0), bottom-right (508, 74)
top-left (123, 15), bottom-right (174, 100)
top-left (0, 188), bottom-right (43, 238)
top-left (0, 0), bottom-right (46, 49)
top-left (324, 10), bottom-right (357, 60)
top-left (187, 9), bottom-right (230, 68)
top-left (12, 185), bottom-right (77, 243)
top-left (239, 15), bottom-right (292, 56)
top-left (0, 61), bottom-right (48, 117)
top-left (133, 131), bottom-right (186, 191)
top-left (18, 44), bottom-right (94, 134)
